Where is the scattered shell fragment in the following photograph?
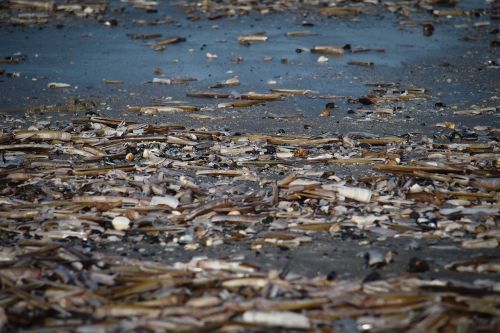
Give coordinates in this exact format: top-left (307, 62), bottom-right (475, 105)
top-left (365, 249), bottom-right (386, 268)
top-left (462, 239), bottom-right (498, 249)
top-left (206, 52), bottom-right (218, 59)
top-left (311, 46), bottom-right (344, 56)
top-left (151, 37), bottom-right (186, 51)
top-left (103, 79), bottom-right (124, 84)
top-left (317, 56), bottom-right (328, 63)
top-left (285, 31), bottom-right (317, 37)
top-left (47, 82), bottom-right (71, 89)
top-left (241, 92), bottom-right (282, 101)
top-left (348, 60), bottom-right (374, 67)
top-left (150, 195), bottom-right (179, 208)
top-left (271, 88), bottom-right (318, 95)
top-left (14, 130), bottom-right (72, 141)
top-left (317, 7), bottom-right (362, 16)
top-left (130, 105), bottom-right (199, 114)
top-left (187, 92), bottom-right (229, 99)
top-left (238, 33), bottom-right (268, 44)
top-left (112, 216), bottom-right (131, 231)
top-left (375, 108), bottom-right (394, 115)
top-left (242, 311), bottom-right (311, 329)
top-left (218, 100), bottom-right (264, 108)
top-left (320, 109), bottom-right (331, 117)
top-left (327, 185), bottom-right (372, 203)
top-left (210, 77), bottom-right (240, 88)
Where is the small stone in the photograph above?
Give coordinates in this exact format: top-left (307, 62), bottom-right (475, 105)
top-left (326, 271), bottom-right (337, 281)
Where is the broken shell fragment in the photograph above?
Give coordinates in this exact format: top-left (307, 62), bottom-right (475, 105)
top-left (131, 105), bottom-right (199, 114)
top-left (218, 100), bottom-right (264, 108)
top-left (325, 185), bottom-right (372, 203)
top-left (103, 79), bottom-right (124, 84)
top-left (151, 37), bottom-right (186, 51)
top-left (375, 108), bottom-right (394, 115)
top-left (47, 82), bottom-right (71, 88)
top-left (242, 311), bottom-right (311, 329)
top-left (348, 60), bottom-right (374, 67)
top-left (317, 56), bottom-right (328, 63)
top-left (320, 109), bottom-right (331, 117)
top-left (210, 77), bottom-right (240, 88)
top-left (206, 52), bottom-right (218, 59)
top-left (112, 216), bottom-right (131, 231)
top-left (241, 92), bottom-right (282, 101)
top-left (238, 33), bottom-right (268, 44)
top-left (285, 31), bottom-right (317, 37)
top-left (317, 7), bottom-right (362, 16)
top-left (271, 88), bottom-right (318, 95)
top-left (311, 46), bottom-right (344, 56)
top-left (150, 195), bottom-right (179, 208)
top-left (14, 130), bottom-right (72, 141)
top-left (462, 239), bottom-right (498, 249)
top-left (365, 249), bottom-right (386, 268)
top-left (187, 91), bottom-right (229, 99)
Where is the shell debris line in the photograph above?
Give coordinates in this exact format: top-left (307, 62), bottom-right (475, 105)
top-left (0, 115), bottom-right (498, 331)
top-left (0, 0), bottom-right (499, 331)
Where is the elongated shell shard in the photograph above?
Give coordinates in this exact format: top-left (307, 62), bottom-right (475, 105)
top-left (47, 82), bottom-right (71, 88)
top-left (150, 195), bottom-right (179, 208)
top-left (242, 311), bottom-right (311, 329)
top-left (14, 130), bottom-right (72, 141)
top-left (335, 185), bottom-right (372, 203)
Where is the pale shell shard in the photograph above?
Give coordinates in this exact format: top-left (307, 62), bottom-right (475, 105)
top-left (150, 195), bottom-right (179, 208)
top-left (330, 185), bottom-right (372, 203)
top-left (14, 130), bottom-right (72, 141)
top-left (238, 34), bottom-right (268, 44)
top-left (242, 311), bottom-right (311, 329)
top-left (206, 52), bottom-right (218, 59)
top-left (47, 82), bottom-right (71, 89)
top-left (311, 45), bottom-right (344, 56)
top-left (112, 216), bottom-right (131, 231)
top-left (317, 55), bottom-right (329, 63)
top-left (462, 239), bottom-right (498, 249)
